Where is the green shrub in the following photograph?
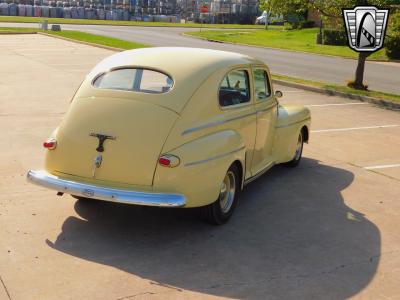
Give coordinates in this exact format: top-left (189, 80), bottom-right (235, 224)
top-left (389, 12), bottom-right (400, 32)
top-left (287, 14), bottom-right (303, 25)
top-left (284, 22), bottom-right (294, 30)
top-left (384, 13), bottom-right (400, 60)
top-left (283, 20), bottom-right (314, 30)
top-left (270, 20), bottom-right (284, 26)
top-left (323, 29), bottom-right (347, 46)
top-left (386, 33), bottom-right (400, 60)
top-left (299, 20), bottom-right (315, 29)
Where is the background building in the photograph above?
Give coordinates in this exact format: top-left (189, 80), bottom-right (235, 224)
top-left (0, 0), bottom-right (260, 23)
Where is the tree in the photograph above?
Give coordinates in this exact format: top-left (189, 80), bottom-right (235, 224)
top-left (310, 0), bottom-right (397, 90)
top-left (259, 0), bottom-right (307, 29)
top-left (258, 0), bottom-right (397, 90)
top-left (259, 0), bottom-right (306, 15)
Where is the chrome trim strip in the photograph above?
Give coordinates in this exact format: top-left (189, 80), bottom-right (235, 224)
top-left (244, 162), bottom-right (275, 186)
top-left (275, 118), bottom-right (311, 129)
top-left (27, 170), bottom-right (186, 207)
top-left (182, 104), bottom-right (277, 136)
top-left (182, 112), bottom-right (256, 136)
top-left (185, 146), bottom-right (246, 167)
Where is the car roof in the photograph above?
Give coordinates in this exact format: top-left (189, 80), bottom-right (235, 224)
top-left (82, 47), bottom-right (266, 113)
top-left (88, 47), bottom-right (264, 79)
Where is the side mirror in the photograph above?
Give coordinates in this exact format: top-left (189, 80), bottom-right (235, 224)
top-left (275, 91), bottom-right (283, 98)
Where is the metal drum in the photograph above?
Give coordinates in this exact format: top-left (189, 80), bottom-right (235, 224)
top-left (9, 3), bottom-right (17, 16)
top-left (41, 6), bottom-right (50, 17)
top-left (123, 10), bottom-right (130, 21)
top-left (97, 8), bottom-right (105, 19)
top-left (70, 7), bottom-right (78, 18)
top-left (49, 6), bottom-right (57, 17)
top-left (77, 6), bottom-right (84, 18)
top-left (63, 7), bottom-right (71, 18)
top-left (26, 5), bottom-right (33, 16)
top-left (0, 3), bottom-right (9, 16)
top-left (33, 5), bottom-right (41, 16)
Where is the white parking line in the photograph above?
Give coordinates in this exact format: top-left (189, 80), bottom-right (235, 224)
top-left (307, 103), bottom-right (368, 107)
top-left (365, 164), bottom-right (400, 170)
top-left (311, 125), bottom-right (400, 133)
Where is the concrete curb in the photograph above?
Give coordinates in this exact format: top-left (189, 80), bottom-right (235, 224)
top-left (38, 32), bottom-right (125, 52)
top-left (273, 79), bottom-right (400, 111)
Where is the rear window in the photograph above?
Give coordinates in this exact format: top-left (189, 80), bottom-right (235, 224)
top-left (93, 68), bottom-right (173, 94)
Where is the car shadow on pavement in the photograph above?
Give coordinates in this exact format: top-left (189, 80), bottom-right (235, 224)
top-left (46, 158), bottom-right (380, 299)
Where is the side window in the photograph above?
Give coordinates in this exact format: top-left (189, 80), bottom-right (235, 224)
top-left (219, 70), bottom-right (250, 107)
top-left (253, 69), bottom-right (271, 101)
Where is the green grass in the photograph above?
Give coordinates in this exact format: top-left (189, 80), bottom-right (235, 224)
top-left (46, 29), bottom-right (148, 49)
top-left (272, 74), bottom-right (400, 104)
top-left (0, 26), bottom-right (38, 33)
top-left (0, 16), bottom-right (265, 29)
top-left (186, 28), bottom-right (389, 61)
top-left (0, 26), bottom-right (147, 49)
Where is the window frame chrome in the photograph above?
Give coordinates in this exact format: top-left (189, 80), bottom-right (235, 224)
top-left (91, 66), bottom-right (175, 95)
top-left (252, 68), bottom-right (273, 102)
top-left (217, 67), bottom-right (253, 111)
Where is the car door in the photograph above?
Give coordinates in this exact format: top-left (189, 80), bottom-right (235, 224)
top-left (250, 67), bottom-right (278, 176)
top-left (218, 68), bottom-right (257, 180)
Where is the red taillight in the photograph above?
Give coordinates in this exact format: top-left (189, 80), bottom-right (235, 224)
top-left (158, 155), bottom-right (180, 168)
top-left (159, 157), bottom-right (171, 166)
top-left (43, 139), bottom-right (57, 150)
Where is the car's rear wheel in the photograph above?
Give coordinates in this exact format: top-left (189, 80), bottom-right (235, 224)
top-left (201, 164), bottom-right (240, 225)
top-left (285, 131), bottom-right (304, 168)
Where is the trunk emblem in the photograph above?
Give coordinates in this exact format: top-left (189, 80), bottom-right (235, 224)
top-left (94, 154), bottom-right (103, 168)
top-left (89, 133), bottom-right (116, 153)
top-left (92, 154), bottom-right (103, 178)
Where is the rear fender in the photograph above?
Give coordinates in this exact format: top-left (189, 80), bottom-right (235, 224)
top-left (153, 130), bottom-right (246, 207)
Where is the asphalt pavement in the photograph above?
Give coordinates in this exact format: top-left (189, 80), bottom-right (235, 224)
top-left (1, 22), bottom-right (400, 94)
top-left (1, 34), bottom-right (400, 300)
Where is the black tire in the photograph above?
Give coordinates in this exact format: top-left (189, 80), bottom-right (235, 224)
top-left (285, 131), bottom-right (304, 168)
top-left (200, 164), bottom-right (241, 225)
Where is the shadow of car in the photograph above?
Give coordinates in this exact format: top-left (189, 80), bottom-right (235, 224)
top-left (46, 158), bottom-right (380, 299)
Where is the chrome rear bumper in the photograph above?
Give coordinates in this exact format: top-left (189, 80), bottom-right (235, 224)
top-left (27, 170), bottom-right (186, 207)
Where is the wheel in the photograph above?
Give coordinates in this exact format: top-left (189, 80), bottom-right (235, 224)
top-left (201, 164), bottom-right (240, 225)
top-left (285, 131), bottom-right (304, 168)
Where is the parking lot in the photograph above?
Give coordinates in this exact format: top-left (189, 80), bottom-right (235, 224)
top-left (1, 34), bottom-right (400, 300)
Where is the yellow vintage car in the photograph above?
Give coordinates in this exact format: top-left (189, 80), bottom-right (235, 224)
top-left (27, 47), bottom-right (311, 224)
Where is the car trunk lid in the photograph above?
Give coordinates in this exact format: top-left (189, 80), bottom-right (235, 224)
top-left (51, 97), bottom-right (178, 186)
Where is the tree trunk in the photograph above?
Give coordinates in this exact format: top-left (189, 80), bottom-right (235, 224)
top-left (352, 52), bottom-right (371, 90)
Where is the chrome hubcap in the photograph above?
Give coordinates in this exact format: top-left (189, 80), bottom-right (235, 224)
top-left (294, 133), bottom-right (303, 161)
top-left (219, 171), bottom-right (236, 214)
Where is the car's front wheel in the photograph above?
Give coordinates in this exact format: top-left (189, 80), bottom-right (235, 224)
top-left (285, 131), bottom-right (304, 168)
top-left (201, 164), bottom-right (240, 225)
